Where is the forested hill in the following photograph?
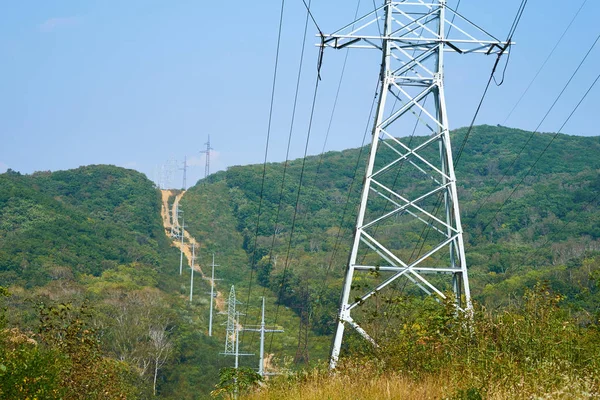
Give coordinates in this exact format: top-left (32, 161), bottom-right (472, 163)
top-left (183, 124), bottom-right (600, 337)
top-left (0, 125), bottom-right (598, 398)
top-left (0, 165), bottom-right (229, 398)
top-left (0, 165), bottom-right (166, 286)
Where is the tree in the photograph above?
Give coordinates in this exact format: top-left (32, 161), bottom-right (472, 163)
top-left (149, 323), bottom-right (173, 396)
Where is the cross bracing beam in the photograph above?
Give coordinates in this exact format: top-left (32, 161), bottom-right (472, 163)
top-left (327, 0), bottom-right (510, 369)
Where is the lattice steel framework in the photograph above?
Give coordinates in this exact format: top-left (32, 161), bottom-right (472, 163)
top-left (224, 285), bottom-right (237, 355)
top-left (327, 0), bottom-right (510, 368)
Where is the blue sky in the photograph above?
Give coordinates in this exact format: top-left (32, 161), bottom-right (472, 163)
top-left (1, 1), bottom-right (598, 187)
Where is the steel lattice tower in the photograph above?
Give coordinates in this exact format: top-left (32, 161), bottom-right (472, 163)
top-left (326, 0), bottom-right (510, 368)
top-left (224, 285), bottom-right (237, 355)
top-left (200, 135), bottom-right (213, 181)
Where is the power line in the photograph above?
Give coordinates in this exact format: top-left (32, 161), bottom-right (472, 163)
top-left (479, 70), bottom-right (600, 234)
top-left (505, 0), bottom-right (528, 40)
top-left (454, 0), bottom-right (528, 167)
top-left (267, 66), bottom-right (323, 356)
top-left (241, 0), bottom-right (286, 335)
top-left (522, 189), bottom-right (600, 267)
top-left (300, 0), bottom-right (323, 35)
top-left (243, 0), bottom-right (315, 346)
top-left (317, 78), bottom-right (381, 311)
top-left (502, 0), bottom-right (588, 125)
top-left (306, 0), bottom-right (363, 218)
top-left (255, 0), bottom-right (364, 351)
top-left (470, 31), bottom-right (600, 221)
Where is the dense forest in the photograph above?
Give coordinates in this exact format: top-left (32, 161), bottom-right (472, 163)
top-left (0, 125), bottom-right (599, 398)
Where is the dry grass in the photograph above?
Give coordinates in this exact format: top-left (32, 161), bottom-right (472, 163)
top-left (237, 287), bottom-right (600, 400)
top-left (245, 370), bottom-right (448, 400)
top-left (243, 367), bottom-right (599, 400)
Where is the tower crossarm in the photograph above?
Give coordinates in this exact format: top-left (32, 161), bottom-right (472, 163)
top-left (320, 2), bottom-right (510, 54)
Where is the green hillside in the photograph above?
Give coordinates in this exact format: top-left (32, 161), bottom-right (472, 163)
top-left (182, 125), bottom-right (600, 341)
top-left (0, 125), bottom-right (598, 398)
top-left (0, 166), bottom-right (228, 399)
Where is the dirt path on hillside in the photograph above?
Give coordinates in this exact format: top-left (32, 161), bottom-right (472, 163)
top-left (160, 190), bottom-right (173, 234)
top-left (162, 190), bottom-right (278, 374)
top-left (161, 190), bottom-right (225, 313)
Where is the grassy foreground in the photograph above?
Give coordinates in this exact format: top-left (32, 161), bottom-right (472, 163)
top-left (221, 284), bottom-right (600, 400)
top-left (244, 364), bottom-right (597, 400)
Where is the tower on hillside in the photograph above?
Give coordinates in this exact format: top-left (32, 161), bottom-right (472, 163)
top-left (200, 136), bottom-right (214, 182)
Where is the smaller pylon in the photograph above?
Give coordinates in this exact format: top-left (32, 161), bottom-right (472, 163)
top-left (243, 297), bottom-right (283, 376)
top-left (203, 254), bottom-right (222, 336)
top-left (180, 156), bottom-right (188, 191)
top-left (223, 286), bottom-right (238, 355)
top-left (221, 287), bottom-right (253, 367)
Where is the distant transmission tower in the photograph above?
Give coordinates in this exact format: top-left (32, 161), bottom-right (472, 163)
top-left (325, 0), bottom-right (510, 368)
top-left (221, 286), bottom-right (253, 378)
top-left (223, 285), bottom-right (238, 355)
top-left (180, 156), bottom-right (188, 191)
top-left (200, 135), bottom-right (214, 181)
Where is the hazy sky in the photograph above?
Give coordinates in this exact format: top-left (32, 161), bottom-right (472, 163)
top-left (1, 1), bottom-right (598, 187)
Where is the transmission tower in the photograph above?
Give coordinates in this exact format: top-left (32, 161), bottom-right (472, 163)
top-left (180, 156), bottom-right (188, 191)
top-left (324, 0), bottom-right (510, 368)
top-left (223, 285), bottom-right (238, 355)
top-left (221, 286), bottom-right (254, 382)
top-left (200, 135), bottom-right (214, 181)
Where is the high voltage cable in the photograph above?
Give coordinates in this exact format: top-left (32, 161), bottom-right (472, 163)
top-left (240, 0), bottom-right (286, 342)
top-left (279, 0), bottom-right (364, 352)
top-left (301, 0), bottom-right (323, 34)
top-left (267, 72), bottom-right (322, 355)
top-left (454, 0), bottom-right (528, 168)
top-left (502, 0), bottom-right (588, 125)
top-left (267, 57), bottom-right (323, 356)
top-left (479, 71), bottom-right (600, 234)
top-left (242, 0), bottom-right (315, 347)
top-left (316, 78), bottom-right (381, 313)
top-left (506, 0), bottom-right (528, 40)
top-left (413, 0), bottom-right (529, 252)
top-left (373, 0), bottom-right (382, 36)
top-left (470, 31), bottom-right (600, 222)
top-left (312, 0), bottom-right (362, 184)
top-left (446, 0), bottom-right (461, 37)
